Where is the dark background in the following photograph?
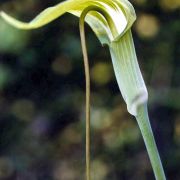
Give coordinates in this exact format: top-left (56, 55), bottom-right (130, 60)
top-left (0, 0), bottom-right (179, 179)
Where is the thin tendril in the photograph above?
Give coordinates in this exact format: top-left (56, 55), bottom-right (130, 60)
top-left (79, 6), bottom-right (113, 180)
top-left (79, 10), bottom-right (91, 180)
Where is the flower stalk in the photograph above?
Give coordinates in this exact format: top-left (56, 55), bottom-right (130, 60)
top-left (136, 105), bottom-right (166, 180)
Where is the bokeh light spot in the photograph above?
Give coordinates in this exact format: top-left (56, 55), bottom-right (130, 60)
top-left (91, 62), bottom-right (113, 85)
top-left (11, 99), bottom-right (35, 122)
top-left (159, 0), bottom-right (180, 11)
top-left (91, 108), bottom-right (112, 130)
top-left (135, 14), bottom-right (160, 39)
top-left (0, 157), bottom-right (14, 179)
top-left (51, 56), bottom-right (72, 75)
top-left (0, 19), bottom-right (29, 54)
top-left (91, 159), bottom-right (109, 180)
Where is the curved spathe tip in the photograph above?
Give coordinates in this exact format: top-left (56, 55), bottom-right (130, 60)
top-left (0, 12), bottom-right (34, 29)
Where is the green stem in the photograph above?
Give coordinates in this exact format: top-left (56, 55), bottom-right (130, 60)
top-left (136, 105), bottom-right (166, 180)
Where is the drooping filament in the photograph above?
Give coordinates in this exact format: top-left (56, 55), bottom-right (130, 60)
top-left (79, 6), bottom-right (113, 180)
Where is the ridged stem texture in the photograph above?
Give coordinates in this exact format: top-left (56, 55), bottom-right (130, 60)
top-left (136, 105), bottom-right (166, 180)
top-left (109, 31), bottom-right (166, 180)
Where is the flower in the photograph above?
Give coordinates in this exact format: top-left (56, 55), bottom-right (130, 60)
top-left (0, 1), bottom-right (166, 179)
top-left (0, 0), bottom-right (147, 116)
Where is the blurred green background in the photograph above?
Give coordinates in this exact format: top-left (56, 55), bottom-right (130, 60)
top-left (0, 0), bottom-right (179, 179)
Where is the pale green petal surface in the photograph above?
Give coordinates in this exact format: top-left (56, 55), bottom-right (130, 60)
top-left (109, 30), bottom-right (148, 116)
top-left (0, 0), bottom-right (135, 44)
